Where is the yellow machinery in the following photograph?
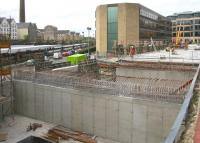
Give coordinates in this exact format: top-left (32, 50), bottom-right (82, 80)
top-left (175, 31), bottom-right (183, 48)
top-left (175, 22), bottom-right (183, 48)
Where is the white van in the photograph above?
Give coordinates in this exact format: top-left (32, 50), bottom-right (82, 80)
top-left (53, 52), bottom-right (62, 59)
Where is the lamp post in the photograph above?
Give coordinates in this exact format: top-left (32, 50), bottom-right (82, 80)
top-left (87, 27), bottom-right (91, 56)
top-left (82, 32), bottom-right (84, 44)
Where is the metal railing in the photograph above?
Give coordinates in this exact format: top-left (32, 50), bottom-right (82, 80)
top-left (164, 64), bottom-right (200, 143)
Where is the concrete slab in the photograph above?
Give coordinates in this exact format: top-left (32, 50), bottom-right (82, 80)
top-left (0, 115), bottom-right (119, 143)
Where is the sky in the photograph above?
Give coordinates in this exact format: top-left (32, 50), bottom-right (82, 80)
top-left (1, 0), bottom-right (200, 35)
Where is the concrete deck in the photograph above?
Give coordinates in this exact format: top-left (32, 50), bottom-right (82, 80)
top-left (124, 49), bottom-right (200, 64)
top-left (97, 49), bottom-right (200, 64)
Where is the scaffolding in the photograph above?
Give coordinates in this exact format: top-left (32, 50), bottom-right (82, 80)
top-left (0, 32), bottom-right (13, 119)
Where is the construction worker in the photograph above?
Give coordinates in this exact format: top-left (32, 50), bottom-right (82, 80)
top-left (129, 45), bottom-right (136, 59)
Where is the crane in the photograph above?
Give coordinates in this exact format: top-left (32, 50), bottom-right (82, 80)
top-left (175, 21), bottom-right (183, 48)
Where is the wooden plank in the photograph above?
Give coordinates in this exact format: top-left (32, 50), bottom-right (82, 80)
top-left (0, 68), bottom-right (11, 76)
top-left (0, 133), bottom-right (8, 141)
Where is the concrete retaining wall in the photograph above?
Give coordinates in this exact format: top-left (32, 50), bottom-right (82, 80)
top-left (116, 67), bottom-right (194, 80)
top-left (14, 80), bottom-right (181, 143)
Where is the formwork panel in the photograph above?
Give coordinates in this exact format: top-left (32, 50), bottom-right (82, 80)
top-left (163, 106), bottom-right (180, 137)
top-left (71, 94), bottom-right (82, 131)
top-left (94, 97), bottom-right (106, 137)
top-left (146, 106), bottom-right (163, 138)
top-left (119, 101), bottom-right (132, 143)
top-left (82, 95), bottom-right (94, 135)
top-left (147, 135), bottom-right (163, 143)
top-left (52, 88), bottom-right (62, 124)
top-left (35, 85), bottom-right (44, 121)
top-left (14, 81), bottom-right (21, 114)
top-left (61, 90), bottom-right (72, 128)
top-left (132, 104), bottom-right (147, 143)
top-left (133, 104), bottom-right (147, 132)
top-left (132, 130), bottom-right (147, 143)
top-left (22, 83), bottom-right (28, 116)
top-left (26, 83), bottom-right (35, 118)
top-left (43, 86), bottom-right (53, 123)
top-left (106, 99), bottom-right (119, 141)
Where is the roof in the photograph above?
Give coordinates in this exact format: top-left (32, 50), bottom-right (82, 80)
top-left (97, 3), bottom-right (169, 20)
top-left (168, 11), bottom-right (200, 17)
top-left (44, 25), bottom-right (57, 30)
top-left (0, 17), bottom-right (6, 24)
top-left (57, 30), bottom-right (70, 34)
top-left (17, 22), bottom-right (37, 29)
top-left (7, 18), bottom-right (15, 23)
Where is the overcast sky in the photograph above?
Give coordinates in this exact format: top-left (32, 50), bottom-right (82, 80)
top-left (1, 0), bottom-right (200, 35)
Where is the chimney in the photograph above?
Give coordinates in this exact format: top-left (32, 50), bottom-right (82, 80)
top-left (20, 0), bottom-right (25, 23)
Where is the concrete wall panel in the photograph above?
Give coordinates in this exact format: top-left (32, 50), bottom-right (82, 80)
top-left (43, 86), bottom-right (53, 123)
top-left (14, 81), bottom-right (181, 143)
top-left (146, 106), bottom-right (163, 141)
top-left (14, 81), bottom-right (21, 114)
top-left (18, 82), bottom-right (24, 115)
top-left (35, 85), bottom-right (44, 120)
top-left (52, 88), bottom-right (62, 124)
top-left (71, 94), bottom-right (82, 131)
top-left (116, 67), bottom-right (194, 81)
top-left (61, 90), bottom-right (72, 128)
top-left (132, 104), bottom-right (147, 143)
top-left (94, 97), bottom-right (106, 137)
top-left (26, 83), bottom-right (35, 118)
top-left (22, 83), bottom-right (28, 116)
top-left (82, 96), bottom-right (94, 135)
top-left (106, 99), bottom-right (119, 141)
top-left (119, 101), bottom-right (132, 143)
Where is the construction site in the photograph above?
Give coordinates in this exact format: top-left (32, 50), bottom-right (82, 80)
top-left (1, 0), bottom-right (200, 142)
top-left (0, 37), bottom-right (199, 143)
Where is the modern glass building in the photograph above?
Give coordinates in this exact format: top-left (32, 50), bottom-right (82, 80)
top-left (96, 3), bottom-right (171, 54)
top-left (168, 11), bottom-right (200, 43)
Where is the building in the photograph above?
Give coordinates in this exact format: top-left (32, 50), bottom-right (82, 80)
top-left (19, 0), bottom-right (25, 23)
top-left (74, 32), bottom-right (80, 41)
top-left (56, 30), bottom-right (70, 42)
top-left (36, 29), bottom-right (44, 41)
top-left (69, 31), bottom-right (75, 42)
top-left (0, 17), bottom-right (17, 40)
top-left (96, 3), bottom-right (171, 54)
top-left (44, 25), bottom-right (57, 41)
top-left (17, 23), bottom-right (37, 42)
top-left (168, 11), bottom-right (200, 43)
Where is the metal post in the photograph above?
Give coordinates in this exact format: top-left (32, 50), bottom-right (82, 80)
top-left (87, 27), bottom-right (91, 56)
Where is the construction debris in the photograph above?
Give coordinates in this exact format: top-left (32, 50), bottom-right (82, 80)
top-left (26, 123), bottom-right (42, 132)
top-left (43, 126), bottom-right (97, 143)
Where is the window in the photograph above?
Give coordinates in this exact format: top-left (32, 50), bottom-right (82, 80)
top-left (194, 13), bottom-right (200, 17)
top-left (184, 26), bottom-right (191, 31)
top-left (195, 32), bottom-right (200, 36)
top-left (195, 19), bottom-right (200, 24)
top-left (107, 6), bottom-right (118, 51)
top-left (184, 32), bottom-right (191, 37)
